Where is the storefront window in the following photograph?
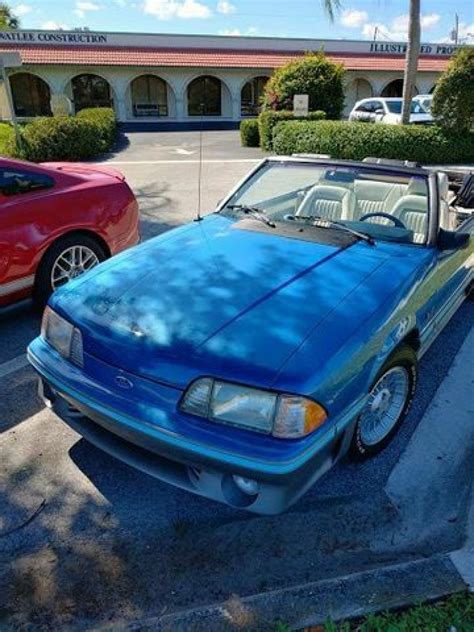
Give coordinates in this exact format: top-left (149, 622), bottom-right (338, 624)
top-left (241, 76), bottom-right (269, 116)
top-left (10, 73), bottom-right (52, 117)
top-left (71, 74), bottom-right (112, 112)
top-left (131, 75), bottom-right (168, 117)
top-left (187, 76), bottom-right (221, 116)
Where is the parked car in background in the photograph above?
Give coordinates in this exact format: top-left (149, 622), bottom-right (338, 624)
top-left (349, 97), bottom-right (434, 125)
top-left (413, 94), bottom-right (433, 113)
top-left (29, 156), bottom-right (473, 514)
top-left (0, 157), bottom-right (139, 308)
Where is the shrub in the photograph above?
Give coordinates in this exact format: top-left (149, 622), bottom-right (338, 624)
top-left (432, 48), bottom-right (474, 133)
top-left (262, 53), bottom-right (345, 119)
top-left (77, 107), bottom-right (117, 149)
top-left (272, 120), bottom-right (474, 164)
top-left (10, 108), bottom-right (117, 162)
top-left (258, 109), bottom-right (326, 151)
top-left (240, 118), bottom-right (260, 147)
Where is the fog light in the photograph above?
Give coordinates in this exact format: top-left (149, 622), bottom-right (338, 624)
top-left (232, 475), bottom-right (259, 496)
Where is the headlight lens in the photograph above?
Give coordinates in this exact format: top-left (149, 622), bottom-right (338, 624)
top-left (41, 306), bottom-right (83, 367)
top-left (180, 378), bottom-right (327, 438)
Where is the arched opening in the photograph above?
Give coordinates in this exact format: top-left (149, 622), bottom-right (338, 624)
top-left (10, 72), bottom-right (51, 117)
top-left (344, 77), bottom-right (373, 115)
top-left (381, 79), bottom-right (419, 98)
top-left (187, 76), bottom-right (222, 116)
top-left (381, 79), bottom-right (404, 97)
top-left (130, 74), bottom-right (168, 117)
top-left (241, 76), bottom-right (270, 117)
top-left (71, 74), bottom-right (112, 112)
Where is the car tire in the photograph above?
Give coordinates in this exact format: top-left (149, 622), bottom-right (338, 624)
top-left (33, 234), bottom-right (107, 309)
top-left (349, 344), bottom-right (417, 460)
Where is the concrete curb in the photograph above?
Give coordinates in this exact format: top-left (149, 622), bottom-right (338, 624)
top-left (128, 553), bottom-right (467, 631)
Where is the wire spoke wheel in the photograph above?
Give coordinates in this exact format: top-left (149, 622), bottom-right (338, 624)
top-left (51, 245), bottom-right (100, 290)
top-left (358, 366), bottom-right (410, 446)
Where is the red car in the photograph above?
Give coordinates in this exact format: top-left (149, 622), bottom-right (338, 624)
top-left (0, 157), bottom-right (139, 308)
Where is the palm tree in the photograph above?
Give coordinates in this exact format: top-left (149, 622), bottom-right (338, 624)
top-left (0, 3), bottom-right (20, 29)
top-left (400, 0), bottom-right (420, 124)
top-left (322, 0), bottom-right (421, 125)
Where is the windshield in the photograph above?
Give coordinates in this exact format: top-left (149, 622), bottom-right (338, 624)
top-left (220, 161), bottom-right (430, 245)
top-left (386, 100), bottom-right (427, 114)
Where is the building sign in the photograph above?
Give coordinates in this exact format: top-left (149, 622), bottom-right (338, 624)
top-left (293, 94), bottom-right (309, 117)
top-left (369, 42), bottom-right (459, 56)
top-left (0, 31), bottom-right (107, 44)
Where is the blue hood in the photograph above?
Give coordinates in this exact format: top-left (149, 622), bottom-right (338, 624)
top-left (52, 215), bottom-right (422, 388)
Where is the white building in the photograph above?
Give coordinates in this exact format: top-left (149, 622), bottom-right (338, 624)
top-left (0, 30), bottom-right (462, 127)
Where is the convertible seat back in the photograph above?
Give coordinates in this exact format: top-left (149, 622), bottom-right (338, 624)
top-left (298, 185), bottom-right (356, 221)
top-left (353, 181), bottom-right (407, 221)
top-left (391, 178), bottom-right (429, 242)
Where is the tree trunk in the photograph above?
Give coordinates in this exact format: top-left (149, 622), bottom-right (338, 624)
top-left (401, 0), bottom-right (421, 125)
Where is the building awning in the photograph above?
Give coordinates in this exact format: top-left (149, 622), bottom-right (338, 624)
top-left (0, 44), bottom-right (450, 72)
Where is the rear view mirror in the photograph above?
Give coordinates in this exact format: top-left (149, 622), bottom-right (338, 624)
top-left (438, 228), bottom-right (470, 251)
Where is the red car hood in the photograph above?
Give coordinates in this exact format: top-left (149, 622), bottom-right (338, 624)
top-left (41, 162), bottom-right (126, 182)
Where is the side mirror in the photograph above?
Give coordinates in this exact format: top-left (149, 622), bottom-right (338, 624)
top-left (375, 108), bottom-right (384, 115)
top-left (438, 228), bottom-right (470, 251)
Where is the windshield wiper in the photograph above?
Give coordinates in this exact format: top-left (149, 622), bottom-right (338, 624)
top-left (227, 204), bottom-right (276, 228)
top-left (285, 215), bottom-right (375, 245)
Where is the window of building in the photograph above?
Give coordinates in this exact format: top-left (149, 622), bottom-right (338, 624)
top-left (131, 75), bottom-right (168, 117)
top-left (71, 74), bottom-right (112, 112)
top-left (10, 73), bottom-right (52, 117)
top-left (241, 76), bottom-right (269, 117)
top-left (0, 169), bottom-right (55, 196)
top-left (187, 76), bottom-right (222, 116)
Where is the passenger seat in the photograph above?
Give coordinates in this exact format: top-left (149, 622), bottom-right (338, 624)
top-left (354, 181), bottom-right (406, 221)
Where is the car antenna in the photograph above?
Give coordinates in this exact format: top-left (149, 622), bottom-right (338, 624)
top-left (194, 102), bottom-right (205, 222)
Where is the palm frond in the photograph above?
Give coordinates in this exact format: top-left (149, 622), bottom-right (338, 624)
top-left (321, 0), bottom-right (342, 22)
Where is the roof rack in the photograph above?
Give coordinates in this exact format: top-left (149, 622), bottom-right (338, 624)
top-left (363, 157), bottom-right (422, 169)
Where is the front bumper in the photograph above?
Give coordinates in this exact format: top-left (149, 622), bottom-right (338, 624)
top-left (29, 339), bottom-right (361, 514)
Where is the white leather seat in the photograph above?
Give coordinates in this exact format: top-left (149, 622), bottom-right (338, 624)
top-left (354, 181), bottom-right (406, 219)
top-left (297, 185), bottom-right (356, 222)
top-left (391, 178), bottom-right (429, 242)
top-left (438, 172), bottom-right (456, 230)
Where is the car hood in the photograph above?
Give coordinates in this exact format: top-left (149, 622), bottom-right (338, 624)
top-left (41, 162), bottom-right (126, 182)
top-left (51, 214), bottom-right (420, 389)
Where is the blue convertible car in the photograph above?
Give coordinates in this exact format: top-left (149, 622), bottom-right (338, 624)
top-left (28, 157), bottom-right (473, 514)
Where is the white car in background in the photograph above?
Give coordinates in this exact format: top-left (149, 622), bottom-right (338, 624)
top-left (349, 97), bottom-right (434, 125)
top-left (413, 94), bottom-right (433, 113)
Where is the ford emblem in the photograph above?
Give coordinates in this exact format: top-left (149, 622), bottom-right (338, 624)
top-left (115, 375), bottom-right (133, 389)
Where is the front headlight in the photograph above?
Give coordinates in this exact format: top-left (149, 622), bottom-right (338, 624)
top-left (41, 306), bottom-right (83, 367)
top-left (180, 378), bottom-right (327, 438)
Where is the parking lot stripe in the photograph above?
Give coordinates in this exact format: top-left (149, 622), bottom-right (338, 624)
top-left (0, 354), bottom-right (29, 379)
top-left (99, 159), bottom-right (261, 165)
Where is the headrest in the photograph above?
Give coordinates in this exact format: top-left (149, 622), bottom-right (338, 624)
top-left (406, 178), bottom-right (427, 196)
top-left (305, 185), bottom-right (350, 201)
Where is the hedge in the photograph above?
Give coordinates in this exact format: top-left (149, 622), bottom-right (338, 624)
top-left (76, 107), bottom-right (117, 149)
top-left (258, 110), bottom-right (326, 151)
top-left (272, 120), bottom-right (474, 164)
top-left (240, 118), bottom-right (260, 147)
top-left (9, 107), bottom-right (117, 162)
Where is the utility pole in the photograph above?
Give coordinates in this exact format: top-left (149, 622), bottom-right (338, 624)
top-left (451, 13), bottom-right (459, 45)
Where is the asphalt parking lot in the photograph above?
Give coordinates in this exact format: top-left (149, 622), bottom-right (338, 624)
top-left (1, 131), bottom-right (473, 629)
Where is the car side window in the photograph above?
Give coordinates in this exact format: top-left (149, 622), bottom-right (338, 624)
top-left (371, 101), bottom-right (384, 112)
top-left (0, 168), bottom-right (55, 197)
top-left (356, 102), bottom-right (370, 112)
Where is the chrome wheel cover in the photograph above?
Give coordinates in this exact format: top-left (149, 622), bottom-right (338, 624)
top-left (51, 245), bottom-right (99, 290)
top-left (359, 366), bottom-right (409, 446)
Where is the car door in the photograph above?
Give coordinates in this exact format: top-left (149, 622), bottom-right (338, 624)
top-left (0, 166), bottom-right (55, 304)
top-left (414, 207), bottom-right (472, 354)
top-left (352, 102), bottom-right (371, 122)
top-left (371, 100), bottom-right (386, 123)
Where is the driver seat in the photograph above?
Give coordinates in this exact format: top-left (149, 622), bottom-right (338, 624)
top-left (297, 185), bottom-right (356, 221)
top-left (391, 178), bottom-right (429, 242)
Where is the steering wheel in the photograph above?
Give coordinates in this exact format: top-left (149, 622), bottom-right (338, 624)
top-left (358, 212), bottom-right (406, 229)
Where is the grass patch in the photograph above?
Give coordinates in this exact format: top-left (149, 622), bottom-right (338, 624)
top-left (275, 592), bottom-right (474, 631)
top-left (0, 123), bottom-right (14, 156)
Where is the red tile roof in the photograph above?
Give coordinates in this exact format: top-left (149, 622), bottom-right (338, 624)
top-left (0, 44), bottom-right (449, 72)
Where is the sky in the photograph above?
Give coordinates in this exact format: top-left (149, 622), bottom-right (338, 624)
top-left (10, 0), bottom-right (474, 43)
